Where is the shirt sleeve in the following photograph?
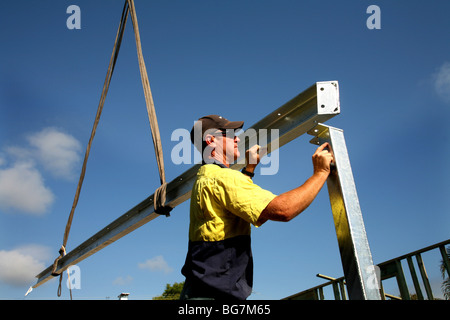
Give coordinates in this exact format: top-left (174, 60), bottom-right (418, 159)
top-left (213, 170), bottom-right (277, 227)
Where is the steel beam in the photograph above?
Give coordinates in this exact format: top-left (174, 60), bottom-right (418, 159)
top-left (31, 81), bottom-right (340, 291)
top-left (308, 123), bottom-right (381, 300)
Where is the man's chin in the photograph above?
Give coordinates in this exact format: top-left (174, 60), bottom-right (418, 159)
top-left (234, 150), bottom-right (240, 161)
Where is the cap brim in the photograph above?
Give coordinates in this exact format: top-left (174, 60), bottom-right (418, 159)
top-left (220, 120), bottom-right (244, 130)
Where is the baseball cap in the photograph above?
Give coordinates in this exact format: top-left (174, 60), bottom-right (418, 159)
top-left (190, 115), bottom-right (244, 145)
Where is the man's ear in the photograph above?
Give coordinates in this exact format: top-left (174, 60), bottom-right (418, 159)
top-left (204, 134), bottom-right (215, 146)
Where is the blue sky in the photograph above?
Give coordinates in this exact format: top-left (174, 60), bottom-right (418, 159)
top-left (0, 0), bottom-right (449, 300)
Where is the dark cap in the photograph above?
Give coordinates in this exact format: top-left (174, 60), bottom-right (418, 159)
top-left (190, 115), bottom-right (244, 145)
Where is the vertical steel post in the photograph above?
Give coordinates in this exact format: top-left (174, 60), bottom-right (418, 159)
top-left (416, 253), bottom-right (434, 300)
top-left (394, 260), bottom-right (411, 300)
top-left (407, 256), bottom-right (424, 300)
top-left (309, 123), bottom-right (381, 300)
top-left (439, 245), bottom-right (450, 278)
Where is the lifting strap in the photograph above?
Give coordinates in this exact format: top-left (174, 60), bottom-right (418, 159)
top-left (127, 0), bottom-right (172, 216)
top-left (51, 0), bottom-right (172, 297)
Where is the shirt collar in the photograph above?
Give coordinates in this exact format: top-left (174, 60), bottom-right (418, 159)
top-left (202, 161), bottom-right (228, 168)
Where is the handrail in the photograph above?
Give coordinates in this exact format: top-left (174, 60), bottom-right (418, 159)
top-left (284, 239), bottom-right (450, 300)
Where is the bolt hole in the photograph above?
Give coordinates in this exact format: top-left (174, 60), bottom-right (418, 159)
top-left (321, 104), bottom-right (325, 108)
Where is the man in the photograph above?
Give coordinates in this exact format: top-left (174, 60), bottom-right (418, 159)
top-left (180, 115), bottom-right (333, 300)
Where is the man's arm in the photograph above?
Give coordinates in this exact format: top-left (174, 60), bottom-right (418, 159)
top-left (256, 143), bottom-right (333, 224)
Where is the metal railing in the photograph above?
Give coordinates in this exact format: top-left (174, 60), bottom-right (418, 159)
top-left (283, 239), bottom-right (450, 300)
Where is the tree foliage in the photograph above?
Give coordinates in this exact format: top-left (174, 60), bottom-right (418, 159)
top-left (152, 281), bottom-right (184, 300)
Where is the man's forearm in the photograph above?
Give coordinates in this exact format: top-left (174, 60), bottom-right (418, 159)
top-left (258, 171), bottom-right (329, 223)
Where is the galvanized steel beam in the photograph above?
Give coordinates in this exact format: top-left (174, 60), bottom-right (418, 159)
top-left (31, 81), bottom-right (340, 291)
top-left (308, 123), bottom-right (381, 300)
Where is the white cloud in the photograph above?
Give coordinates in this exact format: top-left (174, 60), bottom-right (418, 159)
top-left (138, 255), bottom-right (173, 274)
top-left (14, 244), bottom-right (52, 261)
top-left (0, 161), bottom-right (54, 215)
top-left (27, 127), bottom-right (82, 180)
top-left (4, 146), bottom-right (32, 161)
top-left (434, 61), bottom-right (450, 103)
top-left (0, 244), bottom-right (52, 287)
top-left (0, 127), bottom-right (81, 215)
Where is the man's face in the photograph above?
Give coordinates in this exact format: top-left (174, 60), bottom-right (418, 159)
top-left (212, 129), bottom-right (241, 164)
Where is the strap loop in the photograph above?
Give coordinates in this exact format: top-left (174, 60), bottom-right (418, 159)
top-left (51, 246), bottom-right (72, 299)
top-left (154, 183), bottom-right (173, 216)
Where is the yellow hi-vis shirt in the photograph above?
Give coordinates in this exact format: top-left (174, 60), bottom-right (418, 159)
top-left (181, 163), bottom-right (277, 299)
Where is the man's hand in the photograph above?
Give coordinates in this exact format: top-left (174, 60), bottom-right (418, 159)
top-left (245, 145), bottom-right (267, 172)
top-left (312, 143), bottom-right (334, 175)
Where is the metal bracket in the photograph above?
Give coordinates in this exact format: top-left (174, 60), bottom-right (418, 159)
top-left (308, 123), bottom-right (381, 300)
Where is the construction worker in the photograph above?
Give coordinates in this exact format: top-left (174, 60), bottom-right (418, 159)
top-left (180, 115), bottom-right (334, 300)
